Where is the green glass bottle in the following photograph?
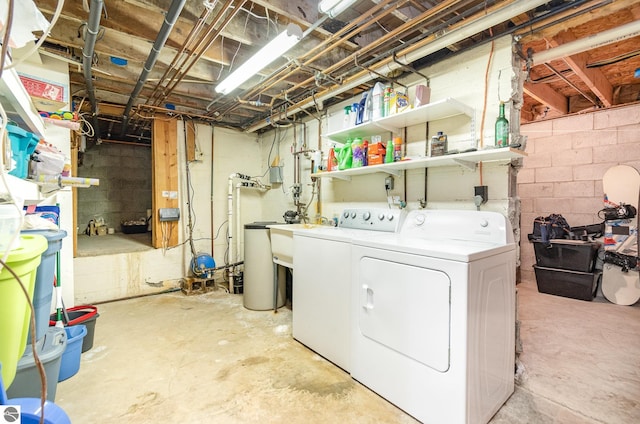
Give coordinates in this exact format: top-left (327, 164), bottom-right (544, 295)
top-left (495, 102), bottom-right (509, 148)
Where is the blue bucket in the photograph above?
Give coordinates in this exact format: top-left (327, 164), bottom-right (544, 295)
top-left (58, 324), bottom-right (87, 382)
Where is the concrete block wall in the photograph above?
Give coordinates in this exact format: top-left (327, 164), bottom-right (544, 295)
top-left (518, 103), bottom-right (640, 282)
top-left (77, 143), bottom-right (152, 233)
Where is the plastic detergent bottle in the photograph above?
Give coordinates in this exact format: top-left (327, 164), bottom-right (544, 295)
top-left (351, 138), bottom-right (365, 167)
top-left (371, 82), bottom-right (385, 121)
top-left (384, 140), bottom-right (394, 163)
top-left (327, 145), bottom-right (337, 171)
top-left (362, 140), bottom-right (369, 166)
top-left (338, 139), bottom-right (353, 170)
top-left (383, 86), bottom-right (394, 117)
top-left (350, 103), bottom-right (359, 126)
top-left (355, 93), bottom-right (368, 125)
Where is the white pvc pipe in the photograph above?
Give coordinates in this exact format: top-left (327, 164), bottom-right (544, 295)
top-left (227, 173), bottom-right (270, 292)
top-left (247, 0), bottom-right (550, 133)
top-left (227, 174), bottom-right (237, 291)
top-left (531, 19), bottom-right (640, 66)
top-left (235, 183), bottom-right (242, 265)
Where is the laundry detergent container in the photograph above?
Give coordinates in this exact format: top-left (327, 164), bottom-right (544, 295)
top-left (0, 234), bottom-right (47, 388)
top-left (7, 124), bottom-right (40, 179)
top-left (6, 327), bottom-right (66, 401)
top-left (58, 324), bottom-right (87, 381)
top-left (22, 229), bottom-right (68, 344)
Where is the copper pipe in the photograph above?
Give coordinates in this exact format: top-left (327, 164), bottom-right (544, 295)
top-left (214, 0), bottom-right (407, 121)
top-left (241, 0), bottom-right (403, 102)
top-left (218, 0), bottom-right (469, 121)
top-left (249, 0), bottom-right (525, 131)
top-left (284, 0), bottom-right (469, 97)
top-left (145, 0), bottom-right (225, 103)
top-left (150, 0), bottom-right (246, 105)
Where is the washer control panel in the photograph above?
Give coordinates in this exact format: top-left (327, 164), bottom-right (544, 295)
top-left (339, 208), bottom-right (405, 232)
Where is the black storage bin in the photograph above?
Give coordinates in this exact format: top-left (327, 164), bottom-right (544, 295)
top-left (533, 240), bottom-right (600, 272)
top-left (533, 265), bottom-right (601, 301)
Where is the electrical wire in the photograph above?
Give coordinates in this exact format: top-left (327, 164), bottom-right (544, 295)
top-left (0, 258), bottom-right (47, 424)
top-left (3, 0), bottom-right (65, 71)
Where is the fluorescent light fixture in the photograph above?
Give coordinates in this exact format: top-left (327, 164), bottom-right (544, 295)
top-left (215, 23), bottom-right (303, 95)
top-left (319, 0), bottom-right (358, 18)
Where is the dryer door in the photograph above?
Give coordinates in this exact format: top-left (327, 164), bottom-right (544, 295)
top-left (357, 256), bottom-right (451, 372)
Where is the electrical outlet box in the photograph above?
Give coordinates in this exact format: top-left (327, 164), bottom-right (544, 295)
top-left (474, 185), bottom-right (488, 204)
top-left (158, 207), bottom-right (180, 222)
top-left (385, 176), bottom-right (394, 190)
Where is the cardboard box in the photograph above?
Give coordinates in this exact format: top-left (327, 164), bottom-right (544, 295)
top-left (367, 142), bottom-right (386, 165)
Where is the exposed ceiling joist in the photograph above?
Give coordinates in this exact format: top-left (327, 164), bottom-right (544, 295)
top-left (27, 0), bottom-right (640, 144)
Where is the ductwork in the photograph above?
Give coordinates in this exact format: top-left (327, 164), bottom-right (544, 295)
top-left (82, 0), bottom-right (103, 140)
top-left (121, 0), bottom-right (186, 136)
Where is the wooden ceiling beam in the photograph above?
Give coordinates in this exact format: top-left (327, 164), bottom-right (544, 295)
top-left (523, 81), bottom-right (569, 114)
top-left (550, 30), bottom-right (613, 107)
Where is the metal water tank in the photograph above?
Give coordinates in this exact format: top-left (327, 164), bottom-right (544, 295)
top-left (243, 222), bottom-right (286, 310)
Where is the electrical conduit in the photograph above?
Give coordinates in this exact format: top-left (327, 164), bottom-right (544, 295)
top-left (82, 0), bottom-right (103, 139)
top-left (121, 0), bottom-right (186, 135)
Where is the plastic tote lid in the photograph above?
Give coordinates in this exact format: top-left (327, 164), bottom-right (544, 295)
top-left (4, 234), bottom-right (48, 262)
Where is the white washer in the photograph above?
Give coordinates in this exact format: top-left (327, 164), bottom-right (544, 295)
top-left (292, 208), bottom-right (404, 371)
top-left (350, 209), bottom-right (516, 424)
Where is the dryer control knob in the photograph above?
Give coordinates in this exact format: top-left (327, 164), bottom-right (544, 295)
top-left (414, 214), bottom-right (426, 226)
top-left (343, 211), bottom-right (350, 219)
top-left (378, 213), bottom-right (385, 221)
top-left (363, 211), bottom-right (371, 221)
top-left (350, 211), bottom-right (357, 219)
top-left (480, 219), bottom-right (489, 227)
top-left (387, 214), bottom-right (394, 221)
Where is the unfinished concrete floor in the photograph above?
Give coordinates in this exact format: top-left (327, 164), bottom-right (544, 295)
top-left (54, 280), bottom-right (640, 423)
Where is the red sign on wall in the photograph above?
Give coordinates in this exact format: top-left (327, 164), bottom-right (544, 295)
top-left (19, 75), bottom-right (65, 102)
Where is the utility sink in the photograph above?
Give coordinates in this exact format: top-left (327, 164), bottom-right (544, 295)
top-left (267, 224), bottom-right (316, 268)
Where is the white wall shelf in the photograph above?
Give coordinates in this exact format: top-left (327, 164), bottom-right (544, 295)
top-left (311, 147), bottom-right (527, 180)
top-left (0, 61), bottom-right (45, 137)
top-left (326, 97), bottom-right (475, 143)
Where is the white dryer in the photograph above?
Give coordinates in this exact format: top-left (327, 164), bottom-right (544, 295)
top-left (350, 209), bottom-right (516, 424)
top-left (292, 208), bottom-right (404, 371)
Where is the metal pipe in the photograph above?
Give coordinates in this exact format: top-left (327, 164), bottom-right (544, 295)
top-left (531, 19), bottom-right (640, 66)
top-left (121, 0), bottom-right (186, 135)
top-left (238, 0), bottom-right (407, 104)
top-left (227, 172), bottom-right (268, 291)
top-left (83, 0), bottom-right (103, 139)
top-left (159, 0), bottom-right (247, 106)
top-left (247, 0), bottom-right (551, 132)
top-left (210, 125), bottom-right (215, 258)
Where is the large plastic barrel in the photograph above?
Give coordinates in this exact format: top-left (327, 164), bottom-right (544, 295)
top-left (22, 229), bottom-right (67, 344)
top-left (0, 234), bottom-right (47, 387)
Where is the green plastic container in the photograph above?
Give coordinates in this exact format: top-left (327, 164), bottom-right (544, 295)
top-left (0, 234), bottom-right (47, 388)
